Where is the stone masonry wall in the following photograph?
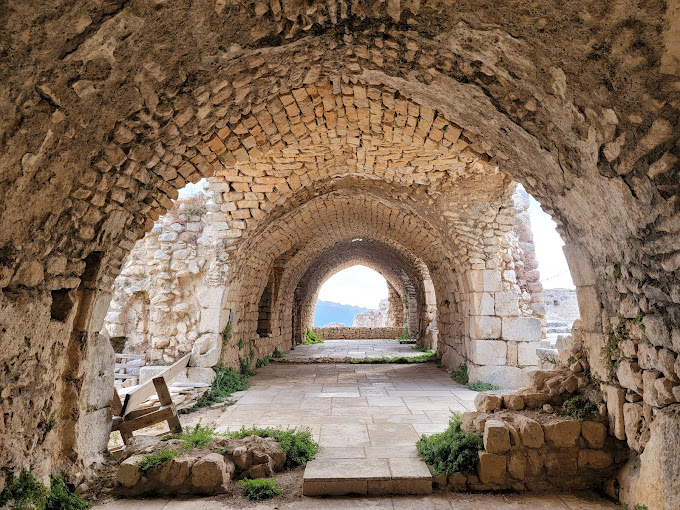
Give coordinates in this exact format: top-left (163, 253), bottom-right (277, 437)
top-left (313, 327), bottom-right (405, 340)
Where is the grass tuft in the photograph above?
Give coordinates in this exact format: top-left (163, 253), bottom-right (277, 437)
top-left (0, 470), bottom-right (91, 510)
top-left (136, 445), bottom-right (178, 472)
top-left (450, 364), bottom-right (469, 385)
top-left (238, 478), bottom-right (282, 501)
top-left (272, 347), bottom-right (283, 359)
top-left (416, 412), bottom-right (483, 476)
top-left (556, 395), bottom-right (599, 422)
top-left (167, 423), bottom-right (215, 450)
top-left (350, 351), bottom-right (436, 364)
top-left (467, 381), bottom-right (499, 392)
top-left (303, 328), bottom-right (324, 344)
top-left (181, 364), bottom-right (250, 413)
top-left (226, 427), bottom-right (319, 469)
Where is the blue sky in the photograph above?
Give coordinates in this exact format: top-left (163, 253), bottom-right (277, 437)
top-left (179, 181), bottom-right (574, 309)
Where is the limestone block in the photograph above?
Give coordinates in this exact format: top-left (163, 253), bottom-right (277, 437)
top-left (483, 420), bottom-right (511, 453)
top-left (477, 452), bottom-right (506, 484)
top-left (495, 292), bottom-right (520, 317)
top-left (84, 332), bottom-right (116, 410)
top-left (469, 365), bottom-right (525, 389)
top-left (502, 394), bottom-right (525, 411)
top-left (604, 384), bottom-right (626, 440)
top-left (643, 315), bottom-right (671, 349)
top-left (469, 316), bottom-right (501, 339)
top-left (198, 307), bottom-right (226, 333)
top-left (578, 450), bottom-right (612, 469)
top-left (637, 342), bottom-right (659, 370)
top-left (576, 286), bottom-right (601, 332)
top-left (581, 421), bottom-right (607, 449)
top-left (190, 453), bottom-right (233, 491)
top-left (74, 407), bottom-right (111, 468)
top-left (543, 419), bottom-right (580, 447)
top-left (623, 402), bottom-right (643, 451)
top-left (616, 360), bottom-right (643, 393)
top-left (515, 416), bottom-right (544, 448)
top-left (469, 339), bottom-right (506, 365)
top-left (474, 393), bottom-right (502, 413)
top-left (117, 456), bottom-right (143, 487)
top-left (190, 333), bottom-right (221, 367)
top-left (522, 392), bottom-right (550, 409)
top-left (469, 270), bottom-right (502, 292)
top-left (107, 323), bottom-right (126, 338)
top-left (658, 348), bottom-right (679, 382)
top-left (517, 342), bottom-right (540, 366)
top-left (501, 317), bottom-right (541, 342)
top-left (186, 367), bottom-right (216, 384)
top-left (447, 472), bottom-right (467, 490)
top-left (158, 455), bottom-right (194, 488)
top-left (507, 451), bottom-right (526, 480)
top-left (654, 377), bottom-right (678, 406)
top-left (562, 244), bottom-right (596, 287)
top-left (616, 404), bottom-right (680, 510)
top-left (461, 412), bottom-right (488, 433)
top-left (619, 339), bottom-right (637, 358)
top-left (642, 370), bottom-right (662, 407)
top-left (471, 292), bottom-right (494, 316)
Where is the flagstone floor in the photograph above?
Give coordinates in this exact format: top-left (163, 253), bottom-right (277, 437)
top-left (282, 338), bottom-right (425, 360)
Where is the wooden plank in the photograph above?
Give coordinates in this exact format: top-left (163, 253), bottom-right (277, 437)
top-left (115, 354), bottom-right (146, 360)
top-left (153, 376), bottom-right (182, 434)
top-left (112, 390), bottom-right (123, 416)
top-left (118, 406), bottom-right (175, 434)
top-left (120, 353), bottom-right (190, 416)
top-left (115, 363), bottom-right (144, 370)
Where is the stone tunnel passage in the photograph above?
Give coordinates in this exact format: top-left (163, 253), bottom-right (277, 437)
top-left (2, 1), bottom-right (680, 507)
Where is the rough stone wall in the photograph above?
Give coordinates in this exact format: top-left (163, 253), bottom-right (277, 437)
top-left (313, 327), bottom-right (405, 340)
top-left (104, 197), bottom-right (214, 364)
top-left (544, 289), bottom-right (580, 325)
top-left (352, 298), bottom-right (390, 328)
top-left (0, 2), bottom-right (678, 504)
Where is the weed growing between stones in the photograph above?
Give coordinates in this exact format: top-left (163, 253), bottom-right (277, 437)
top-left (181, 364), bottom-right (250, 413)
top-left (556, 396), bottom-right (599, 422)
top-left (450, 363), bottom-right (469, 385)
top-left (256, 355), bottom-right (271, 368)
top-left (0, 470), bottom-right (91, 510)
top-left (411, 344), bottom-right (431, 352)
top-left (349, 351), bottom-right (436, 364)
top-left (467, 381), bottom-right (500, 392)
top-left (239, 350), bottom-right (257, 377)
top-left (601, 319), bottom-right (626, 379)
top-left (272, 347), bottom-right (283, 358)
top-left (416, 412), bottom-right (483, 476)
top-left (168, 423), bottom-right (215, 450)
top-left (399, 327), bottom-right (410, 341)
top-left (136, 445), bottom-right (178, 472)
top-left (227, 427), bottom-right (319, 469)
top-left (238, 478), bottom-right (282, 501)
top-left (303, 328), bottom-right (324, 344)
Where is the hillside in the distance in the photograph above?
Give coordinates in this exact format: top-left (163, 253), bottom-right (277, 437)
top-left (313, 300), bottom-right (374, 327)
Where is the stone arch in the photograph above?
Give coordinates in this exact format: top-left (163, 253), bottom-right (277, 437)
top-left (1, 3), bottom-right (679, 498)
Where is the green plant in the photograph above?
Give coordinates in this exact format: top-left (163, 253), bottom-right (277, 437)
top-left (416, 412), bottom-right (483, 475)
top-left (442, 299), bottom-right (450, 308)
top-left (213, 446), bottom-right (233, 455)
top-left (556, 396), bottom-right (599, 422)
top-left (613, 263), bottom-right (622, 281)
top-left (46, 476), bottom-right (91, 510)
top-left (0, 468), bottom-right (49, 509)
top-left (221, 321), bottom-right (232, 349)
top-left (239, 352), bottom-right (256, 377)
top-left (167, 423), bottom-right (215, 450)
top-left (411, 344), bottom-right (430, 352)
top-left (303, 328), bottom-right (324, 344)
top-left (227, 427), bottom-right (319, 469)
top-left (272, 347), bottom-right (283, 358)
top-left (349, 351), bottom-right (436, 364)
top-left (256, 355), bottom-right (271, 368)
top-left (468, 381), bottom-right (500, 392)
top-left (399, 328), bottom-right (410, 341)
top-left (451, 364), bottom-right (469, 385)
top-left (238, 478), bottom-right (282, 501)
top-left (237, 338), bottom-right (244, 350)
top-left (601, 319), bottom-right (626, 378)
top-left (137, 445), bottom-right (178, 472)
top-left (0, 470), bottom-right (91, 510)
top-left (181, 364), bottom-right (250, 413)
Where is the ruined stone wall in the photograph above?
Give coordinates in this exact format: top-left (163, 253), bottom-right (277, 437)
top-left (313, 327), bottom-right (405, 340)
top-left (544, 288), bottom-right (580, 325)
top-left (352, 298), bottom-right (390, 328)
top-left (104, 197), bottom-right (215, 364)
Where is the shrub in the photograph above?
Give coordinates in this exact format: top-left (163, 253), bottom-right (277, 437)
top-left (556, 396), bottom-right (599, 422)
top-left (416, 412), bottom-right (483, 476)
top-left (239, 350), bottom-right (257, 377)
top-left (256, 355), bottom-right (271, 368)
top-left (227, 427), bottom-right (319, 469)
top-left (272, 347), bottom-right (283, 358)
top-left (0, 470), bottom-right (91, 510)
top-left (182, 364), bottom-right (250, 413)
top-left (468, 381), bottom-right (499, 392)
top-left (451, 364), bottom-right (469, 385)
top-left (238, 478), bottom-right (282, 501)
top-left (0, 468), bottom-right (49, 510)
top-left (47, 476), bottom-right (91, 510)
top-left (303, 328), bottom-right (324, 344)
top-left (137, 445), bottom-right (178, 472)
top-left (168, 423), bottom-right (215, 450)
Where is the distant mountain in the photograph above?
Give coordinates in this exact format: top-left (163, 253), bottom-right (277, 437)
top-left (313, 300), bottom-right (375, 327)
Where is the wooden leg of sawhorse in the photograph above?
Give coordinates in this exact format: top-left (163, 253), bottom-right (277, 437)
top-left (152, 376), bottom-right (182, 434)
top-left (112, 389), bottom-right (133, 444)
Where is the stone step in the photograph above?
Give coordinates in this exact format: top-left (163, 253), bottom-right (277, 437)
top-left (302, 457), bottom-right (432, 496)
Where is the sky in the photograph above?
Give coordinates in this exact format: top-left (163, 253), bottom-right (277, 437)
top-left (177, 179), bottom-right (574, 309)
